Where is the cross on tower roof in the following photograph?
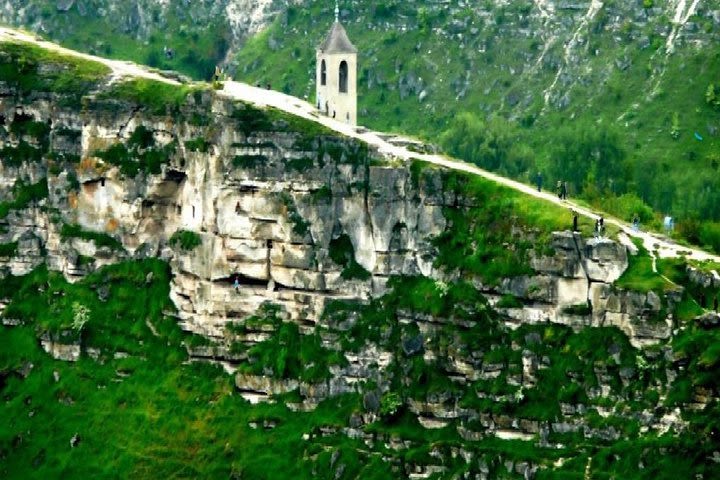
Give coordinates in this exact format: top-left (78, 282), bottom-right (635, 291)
top-left (335, 0), bottom-right (339, 22)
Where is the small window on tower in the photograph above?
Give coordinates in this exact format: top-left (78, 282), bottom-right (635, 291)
top-left (320, 60), bottom-right (327, 86)
top-left (339, 61), bottom-right (348, 93)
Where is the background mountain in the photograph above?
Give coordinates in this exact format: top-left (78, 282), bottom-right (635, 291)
top-left (2, 0), bottom-right (720, 250)
top-left (0, 0), bottom-right (281, 79)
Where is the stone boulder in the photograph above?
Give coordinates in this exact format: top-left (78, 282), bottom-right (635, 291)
top-left (583, 237), bottom-right (628, 283)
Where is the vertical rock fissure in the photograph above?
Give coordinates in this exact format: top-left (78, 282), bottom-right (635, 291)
top-left (571, 232), bottom-right (592, 309)
top-left (117, 106), bottom-right (142, 139)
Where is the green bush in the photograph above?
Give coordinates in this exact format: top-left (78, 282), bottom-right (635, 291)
top-left (233, 154), bottom-right (266, 169)
top-left (699, 221), bottom-right (720, 253)
top-left (595, 192), bottom-right (656, 225)
top-left (0, 141), bottom-right (44, 167)
top-left (60, 223), bottom-right (123, 250)
top-left (0, 42), bottom-right (110, 106)
top-left (707, 84), bottom-right (720, 109)
top-left (10, 118), bottom-right (50, 147)
top-left (329, 234), bottom-right (371, 280)
top-left (561, 303), bottom-right (592, 316)
top-left (128, 125), bottom-right (155, 149)
top-left (379, 392), bottom-right (402, 418)
top-left (496, 294), bottom-right (523, 308)
top-left (100, 78), bottom-right (198, 116)
top-left (310, 185), bottom-right (332, 203)
top-left (0, 241), bottom-right (18, 257)
top-left (95, 126), bottom-right (176, 176)
top-left (169, 230), bottom-right (202, 251)
top-left (277, 192), bottom-right (310, 237)
top-left (235, 304), bottom-right (345, 382)
top-left (0, 179), bottom-right (49, 219)
top-left (184, 137), bottom-right (211, 153)
top-left (286, 157), bottom-right (314, 172)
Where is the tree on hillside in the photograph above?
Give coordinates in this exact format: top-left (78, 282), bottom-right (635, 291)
top-left (548, 122), bottom-right (626, 195)
top-left (440, 113), bottom-right (533, 177)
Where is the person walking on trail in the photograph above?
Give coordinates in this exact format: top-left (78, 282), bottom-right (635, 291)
top-left (632, 213), bottom-right (640, 232)
top-left (536, 172), bottom-right (543, 192)
top-left (663, 215), bottom-right (674, 235)
top-left (233, 275), bottom-right (240, 293)
top-left (572, 210), bottom-right (579, 232)
top-left (561, 181), bottom-right (568, 200)
top-left (556, 181), bottom-right (562, 199)
top-left (599, 216), bottom-right (605, 237)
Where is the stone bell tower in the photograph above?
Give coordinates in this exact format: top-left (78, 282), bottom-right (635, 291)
top-left (316, 1), bottom-right (357, 125)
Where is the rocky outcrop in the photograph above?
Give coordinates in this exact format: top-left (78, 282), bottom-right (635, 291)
top-left (496, 231), bottom-right (672, 347)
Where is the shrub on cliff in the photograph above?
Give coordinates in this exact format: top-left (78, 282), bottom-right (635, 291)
top-left (169, 230), bottom-right (202, 251)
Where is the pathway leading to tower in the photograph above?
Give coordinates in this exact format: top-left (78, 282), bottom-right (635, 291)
top-left (220, 80), bottom-right (720, 264)
top-left (0, 26), bottom-right (718, 264)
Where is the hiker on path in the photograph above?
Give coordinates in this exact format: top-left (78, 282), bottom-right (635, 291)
top-left (561, 181), bottom-right (568, 200)
top-left (572, 210), bottom-right (579, 232)
top-left (536, 172), bottom-right (543, 192)
top-left (233, 275), bottom-right (240, 293)
top-left (556, 181), bottom-right (562, 199)
top-left (632, 214), bottom-right (640, 232)
top-left (664, 215), bottom-right (674, 235)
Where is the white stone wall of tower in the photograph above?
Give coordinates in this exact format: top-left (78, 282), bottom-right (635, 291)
top-left (316, 51), bottom-right (357, 126)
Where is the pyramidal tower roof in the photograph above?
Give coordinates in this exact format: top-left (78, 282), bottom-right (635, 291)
top-left (319, 22), bottom-right (357, 53)
top-left (318, 2), bottom-right (357, 54)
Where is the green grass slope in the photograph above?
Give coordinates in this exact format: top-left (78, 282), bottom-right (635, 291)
top-left (0, 1), bottom-right (231, 80)
top-left (235, 0), bottom-right (720, 251)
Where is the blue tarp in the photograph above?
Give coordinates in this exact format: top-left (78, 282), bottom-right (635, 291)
top-left (694, 132), bottom-right (703, 141)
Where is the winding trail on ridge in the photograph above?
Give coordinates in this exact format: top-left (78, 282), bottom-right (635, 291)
top-left (1, 26), bottom-right (719, 264)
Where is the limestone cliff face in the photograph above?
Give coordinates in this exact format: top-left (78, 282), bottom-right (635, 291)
top-left (0, 87), bottom-right (445, 336)
top-left (0, 82), bottom-right (678, 353)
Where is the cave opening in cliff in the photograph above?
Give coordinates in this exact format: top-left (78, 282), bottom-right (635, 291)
top-left (165, 169), bottom-right (187, 183)
top-left (221, 274), bottom-right (268, 288)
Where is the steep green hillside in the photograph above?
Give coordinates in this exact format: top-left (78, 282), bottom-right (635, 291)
top-left (0, 0), bottom-right (233, 79)
top-left (235, 0), bottom-right (720, 251)
top-left (3, 257), bottom-right (720, 479)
